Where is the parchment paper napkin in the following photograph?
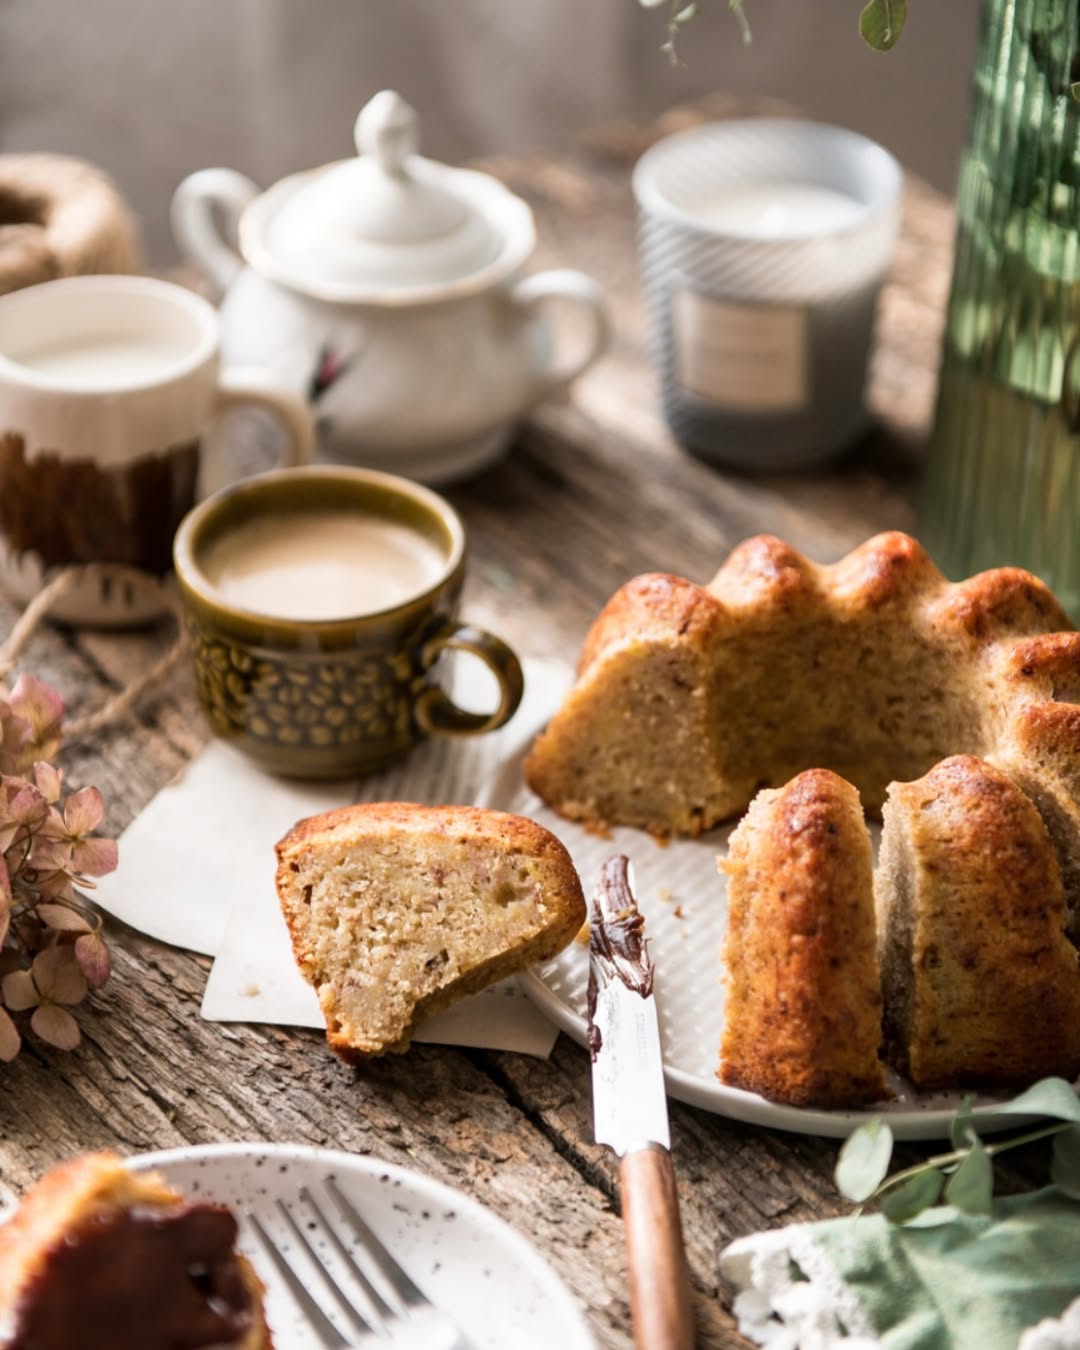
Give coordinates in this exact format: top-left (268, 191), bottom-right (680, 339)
top-left (93, 658), bottom-right (573, 1056)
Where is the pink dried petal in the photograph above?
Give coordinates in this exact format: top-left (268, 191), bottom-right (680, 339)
top-left (32, 946), bottom-right (88, 1005)
top-left (31, 836), bottom-right (73, 872)
top-left (7, 785), bottom-right (47, 828)
top-left (2, 969), bottom-right (39, 1011)
top-left (37, 903), bottom-right (93, 933)
top-left (39, 805), bottom-right (68, 840)
top-left (0, 821), bottom-right (18, 853)
top-left (8, 675), bottom-right (63, 762)
top-left (31, 1003), bottom-right (79, 1051)
top-left (33, 762), bottom-right (62, 804)
top-left (0, 1006), bottom-right (19, 1061)
top-left (71, 837), bottom-right (118, 878)
top-left (0, 708), bottom-right (30, 776)
top-left (75, 932), bottom-right (111, 989)
top-left (63, 786), bottom-right (105, 838)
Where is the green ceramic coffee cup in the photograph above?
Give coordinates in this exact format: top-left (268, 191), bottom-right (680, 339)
top-left (173, 466), bottom-right (523, 779)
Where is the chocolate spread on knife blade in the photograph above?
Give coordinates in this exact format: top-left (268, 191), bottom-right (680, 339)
top-left (587, 854), bottom-right (656, 1059)
top-left (5, 1203), bottom-right (254, 1350)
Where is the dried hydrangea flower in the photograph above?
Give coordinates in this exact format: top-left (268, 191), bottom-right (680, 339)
top-left (0, 675), bottom-right (116, 1059)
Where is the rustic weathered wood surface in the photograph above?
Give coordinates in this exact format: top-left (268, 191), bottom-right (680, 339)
top-left (0, 101), bottom-right (1050, 1348)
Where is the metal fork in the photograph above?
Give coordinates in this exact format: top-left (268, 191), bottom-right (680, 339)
top-left (247, 1178), bottom-right (475, 1349)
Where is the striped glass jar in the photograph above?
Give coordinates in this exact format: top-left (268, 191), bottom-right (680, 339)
top-left (921, 0), bottom-right (1080, 618)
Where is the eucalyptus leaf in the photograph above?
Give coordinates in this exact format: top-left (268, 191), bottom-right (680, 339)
top-left (881, 1168), bottom-right (944, 1224)
top-left (945, 1138), bottom-right (993, 1214)
top-left (950, 1095), bottom-right (977, 1150)
top-left (638, 0), bottom-right (668, 9)
top-left (859, 0), bottom-right (908, 52)
top-left (835, 1119), bottom-right (894, 1203)
top-left (994, 1077), bottom-right (1080, 1125)
top-left (674, 4), bottom-right (698, 24)
top-left (1051, 1125), bottom-right (1080, 1200)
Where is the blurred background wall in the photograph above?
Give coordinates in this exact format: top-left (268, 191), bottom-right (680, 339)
top-left (0, 0), bottom-right (981, 265)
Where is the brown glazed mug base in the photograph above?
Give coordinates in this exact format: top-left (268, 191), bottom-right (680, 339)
top-left (174, 466), bottom-right (524, 780)
top-left (0, 430), bottom-right (199, 573)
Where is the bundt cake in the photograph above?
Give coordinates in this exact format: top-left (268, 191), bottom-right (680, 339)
top-left (0, 1152), bottom-right (271, 1350)
top-left (524, 531), bottom-right (1077, 840)
top-left (719, 770), bottom-right (887, 1108)
top-left (876, 755), bottom-right (1080, 1090)
top-left (275, 802), bottom-right (586, 1059)
top-left (526, 531), bottom-right (1080, 1102)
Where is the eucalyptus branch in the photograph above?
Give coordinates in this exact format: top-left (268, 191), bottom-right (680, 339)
top-left (870, 1122), bottom-right (1075, 1199)
top-left (836, 1080), bottom-right (1080, 1223)
top-left (640, 0), bottom-right (908, 56)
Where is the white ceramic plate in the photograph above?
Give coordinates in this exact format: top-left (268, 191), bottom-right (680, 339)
top-left (127, 1142), bottom-right (595, 1350)
top-left (483, 733), bottom-right (1073, 1141)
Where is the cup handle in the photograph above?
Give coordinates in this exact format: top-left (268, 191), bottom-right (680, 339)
top-left (171, 168), bottom-right (259, 298)
top-left (414, 623), bottom-right (524, 736)
top-left (216, 366), bottom-right (315, 467)
top-left (509, 269), bottom-right (610, 401)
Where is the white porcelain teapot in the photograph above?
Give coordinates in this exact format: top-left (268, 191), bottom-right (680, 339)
top-left (172, 91), bottom-right (609, 484)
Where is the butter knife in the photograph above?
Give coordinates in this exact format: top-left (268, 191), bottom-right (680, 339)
top-left (587, 854), bottom-right (695, 1350)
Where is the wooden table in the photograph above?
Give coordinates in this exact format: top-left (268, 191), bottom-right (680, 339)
top-left (0, 102), bottom-right (1044, 1348)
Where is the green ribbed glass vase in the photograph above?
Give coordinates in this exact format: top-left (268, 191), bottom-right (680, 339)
top-left (921, 0), bottom-right (1080, 619)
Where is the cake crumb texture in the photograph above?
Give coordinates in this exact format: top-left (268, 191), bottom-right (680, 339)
top-left (275, 802), bottom-right (586, 1058)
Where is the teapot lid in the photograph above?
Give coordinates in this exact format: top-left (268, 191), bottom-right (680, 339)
top-left (242, 91), bottom-right (533, 300)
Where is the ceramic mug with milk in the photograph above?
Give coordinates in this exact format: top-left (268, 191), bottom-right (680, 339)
top-left (173, 466), bottom-right (524, 779)
top-left (0, 274), bottom-right (314, 625)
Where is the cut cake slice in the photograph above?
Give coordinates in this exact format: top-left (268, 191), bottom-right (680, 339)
top-left (719, 769), bottom-right (887, 1108)
top-left (275, 802), bottom-right (585, 1058)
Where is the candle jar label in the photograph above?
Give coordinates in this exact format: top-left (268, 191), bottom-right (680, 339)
top-left (672, 290), bottom-right (809, 413)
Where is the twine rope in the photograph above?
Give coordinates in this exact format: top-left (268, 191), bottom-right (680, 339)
top-left (0, 564), bottom-right (186, 741)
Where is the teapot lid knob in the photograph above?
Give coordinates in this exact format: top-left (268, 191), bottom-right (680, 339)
top-left (355, 90), bottom-right (419, 180)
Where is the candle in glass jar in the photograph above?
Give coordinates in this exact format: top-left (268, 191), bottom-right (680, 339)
top-left (633, 119), bottom-right (901, 471)
top-left (689, 184), bottom-right (863, 239)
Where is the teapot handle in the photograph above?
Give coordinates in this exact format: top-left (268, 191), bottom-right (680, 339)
top-left (510, 269), bottom-right (610, 401)
top-left (171, 168), bottom-right (260, 299)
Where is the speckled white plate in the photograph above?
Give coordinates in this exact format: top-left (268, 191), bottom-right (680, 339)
top-left (127, 1143), bottom-right (595, 1350)
top-left (483, 733), bottom-right (1076, 1142)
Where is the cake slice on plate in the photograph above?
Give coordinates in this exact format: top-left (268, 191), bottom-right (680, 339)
top-left (719, 769), bottom-right (887, 1108)
top-left (877, 755), bottom-right (1080, 1090)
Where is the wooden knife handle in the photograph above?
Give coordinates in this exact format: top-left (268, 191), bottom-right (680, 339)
top-left (620, 1143), bottom-right (695, 1349)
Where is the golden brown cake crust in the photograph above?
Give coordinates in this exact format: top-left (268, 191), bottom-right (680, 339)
top-left (277, 799), bottom-right (573, 861)
top-left (719, 770), bottom-right (886, 1108)
top-left (576, 572), bottom-right (725, 677)
top-left (526, 530), bottom-right (1078, 839)
top-left (0, 1152), bottom-right (271, 1349)
top-left (275, 803), bottom-right (585, 1059)
top-left (877, 756), bottom-right (1080, 1091)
